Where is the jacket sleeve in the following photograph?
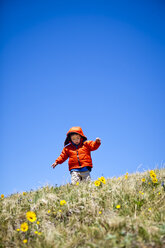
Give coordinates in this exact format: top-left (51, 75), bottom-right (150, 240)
top-left (55, 147), bottom-right (69, 164)
top-left (86, 140), bottom-right (101, 151)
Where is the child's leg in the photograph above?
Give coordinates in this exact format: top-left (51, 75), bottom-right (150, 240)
top-left (71, 171), bottom-right (81, 185)
top-left (80, 171), bottom-right (91, 182)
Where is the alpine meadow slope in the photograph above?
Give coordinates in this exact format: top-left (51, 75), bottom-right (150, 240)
top-left (0, 169), bottom-right (165, 248)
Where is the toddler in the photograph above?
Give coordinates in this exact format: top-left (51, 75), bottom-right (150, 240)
top-left (51, 126), bottom-right (101, 185)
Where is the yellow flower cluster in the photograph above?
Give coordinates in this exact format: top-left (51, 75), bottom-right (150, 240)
top-left (125, 172), bottom-right (128, 179)
top-left (19, 211), bottom-right (37, 232)
top-left (34, 231), bottom-right (41, 235)
top-left (149, 170), bottom-right (158, 183)
top-left (94, 180), bottom-right (101, 186)
top-left (94, 176), bottom-right (106, 186)
top-left (1, 194), bottom-right (4, 199)
top-left (47, 200), bottom-right (67, 217)
top-left (17, 211), bottom-right (39, 244)
top-left (26, 211), bottom-right (37, 222)
top-left (20, 222), bottom-right (28, 232)
top-left (99, 176), bottom-right (106, 184)
top-left (60, 200), bottom-right (66, 206)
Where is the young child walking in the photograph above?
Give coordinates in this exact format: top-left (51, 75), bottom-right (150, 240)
top-left (51, 127), bottom-right (101, 185)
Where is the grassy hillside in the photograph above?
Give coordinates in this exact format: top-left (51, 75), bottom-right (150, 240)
top-left (0, 169), bottom-right (165, 248)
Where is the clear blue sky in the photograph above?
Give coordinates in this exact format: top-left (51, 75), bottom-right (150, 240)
top-left (1, 0), bottom-right (165, 196)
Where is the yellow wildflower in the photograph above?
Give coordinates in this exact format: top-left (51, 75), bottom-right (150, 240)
top-left (26, 211), bottom-right (37, 222)
top-left (118, 177), bottom-right (121, 180)
top-left (152, 178), bottom-right (158, 183)
top-left (116, 205), bottom-right (121, 209)
top-left (60, 200), bottom-right (66, 206)
top-left (98, 176), bottom-right (106, 184)
top-left (141, 178), bottom-right (145, 182)
top-left (59, 210), bottom-right (62, 212)
top-left (20, 222), bottom-right (28, 232)
top-left (35, 231), bottom-right (38, 234)
top-left (23, 239), bottom-right (28, 244)
top-left (149, 170), bottom-right (155, 175)
top-left (16, 229), bottom-right (20, 231)
top-left (94, 180), bottom-right (101, 186)
top-left (38, 232), bottom-right (42, 235)
top-left (47, 210), bottom-right (51, 213)
top-left (148, 208), bottom-right (152, 211)
top-left (99, 211), bottom-right (102, 214)
top-left (23, 192), bottom-right (27, 196)
top-left (76, 182), bottom-right (79, 185)
top-left (1, 194), bottom-right (4, 199)
top-left (37, 221), bottom-right (40, 225)
top-left (150, 175), bottom-right (156, 180)
top-left (125, 175), bottom-right (128, 179)
top-left (150, 170), bottom-right (156, 178)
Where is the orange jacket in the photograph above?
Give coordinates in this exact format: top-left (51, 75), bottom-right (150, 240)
top-left (55, 127), bottom-right (101, 171)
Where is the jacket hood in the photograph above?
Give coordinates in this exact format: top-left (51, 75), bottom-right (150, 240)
top-left (64, 127), bottom-right (87, 146)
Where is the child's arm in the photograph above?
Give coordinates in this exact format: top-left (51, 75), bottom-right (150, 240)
top-left (51, 147), bottom-right (69, 168)
top-left (86, 137), bottom-right (101, 151)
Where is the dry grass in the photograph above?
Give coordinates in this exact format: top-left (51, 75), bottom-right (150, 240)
top-left (0, 169), bottom-right (165, 248)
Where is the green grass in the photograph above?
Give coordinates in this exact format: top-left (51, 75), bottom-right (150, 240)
top-left (0, 169), bottom-right (165, 248)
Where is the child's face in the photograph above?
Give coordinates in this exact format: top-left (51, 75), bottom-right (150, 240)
top-left (70, 134), bottom-right (81, 145)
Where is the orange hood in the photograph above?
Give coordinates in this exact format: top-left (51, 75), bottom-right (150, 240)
top-left (64, 127), bottom-right (87, 146)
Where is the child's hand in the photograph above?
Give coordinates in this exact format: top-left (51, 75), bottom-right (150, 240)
top-left (96, 137), bottom-right (101, 143)
top-left (51, 161), bottom-right (57, 168)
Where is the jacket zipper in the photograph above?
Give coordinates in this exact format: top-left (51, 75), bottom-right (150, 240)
top-left (76, 150), bottom-right (81, 167)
